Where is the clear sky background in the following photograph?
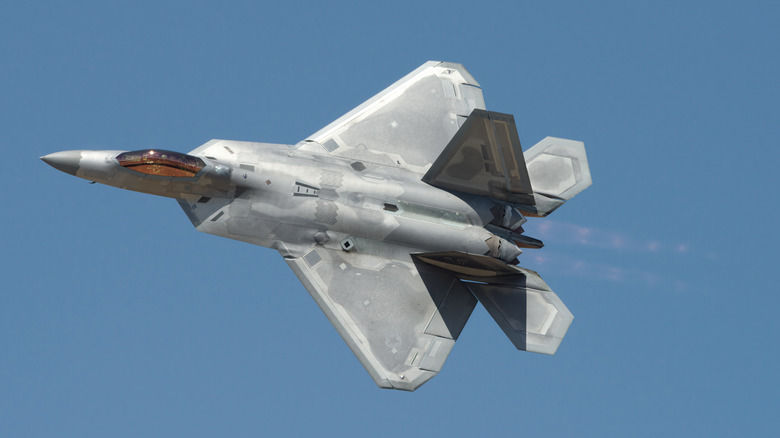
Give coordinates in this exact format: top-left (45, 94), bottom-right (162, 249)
top-left (2, 1), bottom-right (778, 436)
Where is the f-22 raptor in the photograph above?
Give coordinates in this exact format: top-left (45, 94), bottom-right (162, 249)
top-left (42, 61), bottom-right (591, 391)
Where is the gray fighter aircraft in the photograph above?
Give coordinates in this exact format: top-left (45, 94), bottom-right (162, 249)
top-left (42, 61), bottom-right (591, 391)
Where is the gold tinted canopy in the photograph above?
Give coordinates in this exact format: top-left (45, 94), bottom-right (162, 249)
top-left (116, 149), bottom-right (205, 177)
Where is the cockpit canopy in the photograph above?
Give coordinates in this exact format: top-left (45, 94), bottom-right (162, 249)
top-left (116, 149), bottom-right (205, 177)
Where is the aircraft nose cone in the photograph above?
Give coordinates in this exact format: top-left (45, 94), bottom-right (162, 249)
top-left (40, 150), bottom-right (83, 176)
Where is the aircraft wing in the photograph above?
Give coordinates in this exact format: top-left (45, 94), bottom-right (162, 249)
top-left (297, 61), bottom-right (485, 172)
top-left (285, 244), bottom-right (477, 391)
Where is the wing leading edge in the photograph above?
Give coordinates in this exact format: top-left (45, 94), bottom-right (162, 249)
top-left (297, 61), bottom-right (485, 172)
top-left (288, 248), bottom-right (573, 391)
top-left (286, 245), bottom-right (477, 391)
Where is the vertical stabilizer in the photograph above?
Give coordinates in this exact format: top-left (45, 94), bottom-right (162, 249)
top-left (422, 109), bottom-right (535, 205)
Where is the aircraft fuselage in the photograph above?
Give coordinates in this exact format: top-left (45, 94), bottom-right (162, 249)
top-left (42, 142), bottom-right (522, 262)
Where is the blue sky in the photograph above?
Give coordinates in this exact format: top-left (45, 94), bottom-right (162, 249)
top-left (2, 1), bottom-right (779, 436)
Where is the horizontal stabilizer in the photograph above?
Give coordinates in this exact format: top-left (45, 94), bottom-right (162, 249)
top-left (414, 252), bottom-right (573, 354)
top-left (423, 110), bottom-right (535, 205)
top-left (522, 137), bottom-right (592, 217)
top-left (465, 267), bottom-right (573, 354)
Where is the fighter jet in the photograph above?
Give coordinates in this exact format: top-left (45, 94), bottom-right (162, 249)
top-left (41, 61), bottom-right (591, 391)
